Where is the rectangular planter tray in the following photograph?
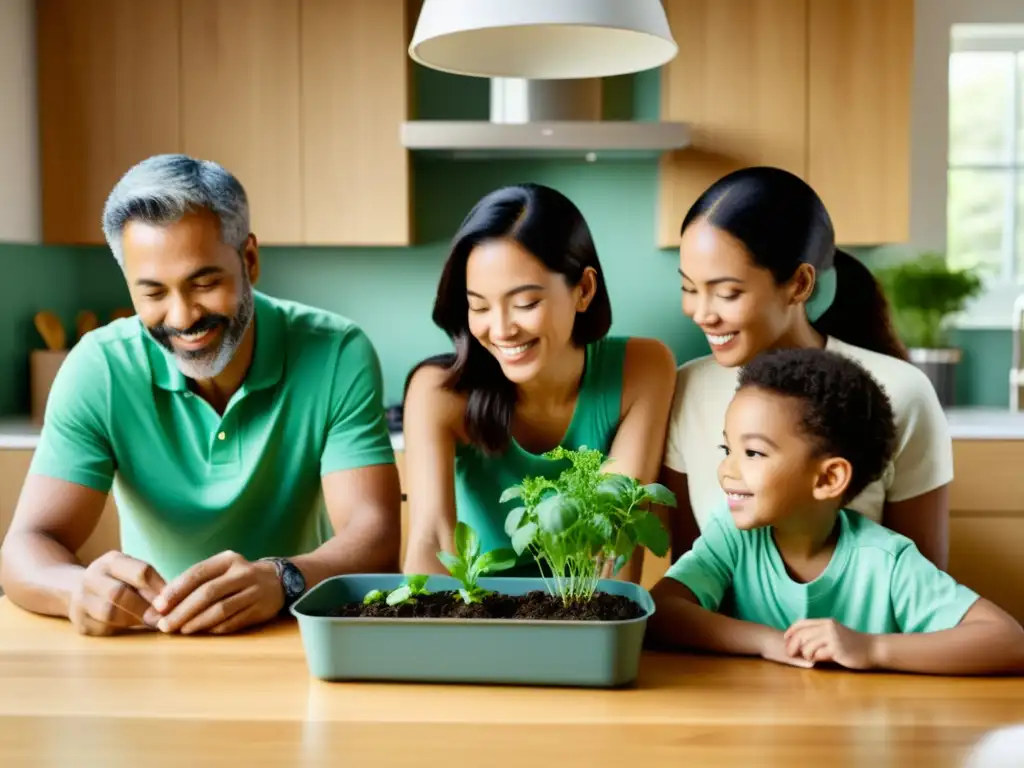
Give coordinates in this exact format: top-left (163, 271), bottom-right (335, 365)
top-left (290, 574), bottom-right (655, 688)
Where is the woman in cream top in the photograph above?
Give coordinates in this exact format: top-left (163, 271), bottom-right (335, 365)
top-left (661, 167), bottom-right (953, 568)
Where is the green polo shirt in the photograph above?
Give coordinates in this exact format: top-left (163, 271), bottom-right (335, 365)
top-left (665, 505), bottom-right (979, 635)
top-left (29, 290), bottom-right (395, 581)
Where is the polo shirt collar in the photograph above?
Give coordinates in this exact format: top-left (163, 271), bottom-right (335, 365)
top-left (145, 289), bottom-right (285, 394)
top-left (245, 290), bottom-right (285, 391)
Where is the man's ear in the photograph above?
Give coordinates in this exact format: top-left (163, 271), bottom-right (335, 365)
top-left (242, 234), bottom-right (260, 285)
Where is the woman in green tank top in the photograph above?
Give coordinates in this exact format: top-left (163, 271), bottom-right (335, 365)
top-left (402, 183), bottom-right (677, 580)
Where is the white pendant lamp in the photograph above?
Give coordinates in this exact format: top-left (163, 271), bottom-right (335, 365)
top-left (408, 0), bottom-right (678, 80)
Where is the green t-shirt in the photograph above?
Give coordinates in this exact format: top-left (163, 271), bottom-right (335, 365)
top-left (29, 290), bottom-right (395, 581)
top-left (454, 336), bottom-right (628, 575)
top-left (665, 505), bottom-right (979, 634)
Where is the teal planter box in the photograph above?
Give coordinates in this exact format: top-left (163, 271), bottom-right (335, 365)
top-left (290, 574), bottom-right (655, 688)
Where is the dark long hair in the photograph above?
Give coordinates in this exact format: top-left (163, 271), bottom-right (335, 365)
top-left (681, 167), bottom-right (908, 361)
top-left (407, 183), bottom-right (612, 454)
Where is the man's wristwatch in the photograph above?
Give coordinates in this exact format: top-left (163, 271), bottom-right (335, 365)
top-left (262, 557), bottom-right (306, 614)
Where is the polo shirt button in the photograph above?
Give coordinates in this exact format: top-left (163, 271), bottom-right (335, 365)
top-left (217, 431), bottom-right (226, 440)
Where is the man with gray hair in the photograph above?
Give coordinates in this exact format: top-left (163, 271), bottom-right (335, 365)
top-left (0, 154), bottom-right (402, 637)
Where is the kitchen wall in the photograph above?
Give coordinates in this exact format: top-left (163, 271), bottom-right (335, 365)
top-left (0, 42), bottom-right (1014, 416)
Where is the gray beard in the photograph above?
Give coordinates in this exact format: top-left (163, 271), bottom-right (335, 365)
top-left (164, 278), bottom-right (255, 381)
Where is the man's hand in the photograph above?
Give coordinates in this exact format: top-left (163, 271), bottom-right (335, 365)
top-left (759, 627), bottom-right (816, 668)
top-left (151, 551), bottom-right (283, 635)
top-left (784, 618), bottom-right (878, 670)
top-left (69, 551), bottom-right (167, 637)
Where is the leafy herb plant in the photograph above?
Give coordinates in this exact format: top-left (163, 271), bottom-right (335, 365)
top-left (873, 252), bottom-right (983, 349)
top-left (437, 521), bottom-right (518, 603)
top-left (501, 446), bottom-right (675, 605)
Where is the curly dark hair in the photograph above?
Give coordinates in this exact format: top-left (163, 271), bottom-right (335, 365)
top-left (736, 347), bottom-right (898, 504)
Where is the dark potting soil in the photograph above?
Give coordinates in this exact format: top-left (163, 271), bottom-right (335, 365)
top-left (321, 590), bottom-right (644, 622)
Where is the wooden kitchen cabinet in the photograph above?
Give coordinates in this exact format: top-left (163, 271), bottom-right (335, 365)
top-left (657, 0), bottom-right (914, 248)
top-left (656, 0), bottom-right (808, 248)
top-left (36, 0), bottom-right (181, 245)
top-left (181, 0), bottom-right (304, 245)
top-left (807, 0), bottom-right (914, 245)
top-left (300, 0), bottom-right (414, 246)
top-left (944, 440), bottom-right (1024, 624)
top-left (35, 0), bottom-right (413, 247)
top-left (949, 516), bottom-right (1024, 625)
top-left (0, 450), bottom-right (119, 571)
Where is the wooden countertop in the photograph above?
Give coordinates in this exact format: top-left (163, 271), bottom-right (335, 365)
top-left (1, 598), bottom-right (1023, 766)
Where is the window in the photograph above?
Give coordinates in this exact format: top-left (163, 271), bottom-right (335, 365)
top-left (948, 25), bottom-right (1024, 283)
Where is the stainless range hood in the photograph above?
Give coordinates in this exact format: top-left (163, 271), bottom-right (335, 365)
top-left (400, 77), bottom-right (690, 160)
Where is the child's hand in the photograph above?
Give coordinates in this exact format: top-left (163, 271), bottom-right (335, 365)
top-left (759, 629), bottom-right (815, 668)
top-left (784, 619), bottom-right (877, 670)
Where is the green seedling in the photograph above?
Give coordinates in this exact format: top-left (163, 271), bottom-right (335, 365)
top-left (501, 446), bottom-right (676, 606)
top-left (384, 574), bottom-right (431, 606)
top-left (362, 575), bottom-right (431, 607)
top-left (436, 521), bottom-right (518, 603)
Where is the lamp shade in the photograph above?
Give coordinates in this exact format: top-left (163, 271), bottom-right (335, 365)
top-left (408, 0), bottom-right (678, 80)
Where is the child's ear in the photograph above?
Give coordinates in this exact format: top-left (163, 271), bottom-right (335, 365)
top-left (812, 457), bottom-right (852, 502)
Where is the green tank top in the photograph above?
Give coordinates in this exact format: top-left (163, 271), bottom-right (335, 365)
top-left (452, 336), bottom-right (629, 576)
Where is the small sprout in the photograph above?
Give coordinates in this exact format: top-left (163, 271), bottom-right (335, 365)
top-left (363, 589), bottom-right (386, 605)
top-left (458, 588), bottom-right (485, 604)
top-left (437, 521), bottom-right (517, 604)
top-left (384, 574), bottom-right (431, 606)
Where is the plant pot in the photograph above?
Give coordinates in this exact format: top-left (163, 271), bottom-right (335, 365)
top-left (290, 574), bottom-right (655, 688)
top-left (908, 347), bottom-right (961, 407)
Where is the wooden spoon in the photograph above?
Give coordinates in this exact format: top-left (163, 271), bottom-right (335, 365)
top-left (75, 310), bottom-right (99, 342)
top-left (33, 310), bottom-right (65, 350)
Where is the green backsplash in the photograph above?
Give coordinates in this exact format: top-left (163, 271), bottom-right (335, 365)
top-left (0, 67), bottom-right (1015, 414)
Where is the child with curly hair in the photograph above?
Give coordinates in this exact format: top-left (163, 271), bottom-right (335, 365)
top-left (649, 347), bottom-right (1023, 674)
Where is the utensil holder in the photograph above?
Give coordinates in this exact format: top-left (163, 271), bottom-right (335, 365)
top-left (30, 349), bottom-right (68, 425)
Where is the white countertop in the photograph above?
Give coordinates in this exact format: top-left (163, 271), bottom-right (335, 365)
top-left (1, 408), bottom-right (1022, 450)
top-left (939, 407), bottom-right (1024, 440)
top-left (0, 417), bottom-right (44, 449)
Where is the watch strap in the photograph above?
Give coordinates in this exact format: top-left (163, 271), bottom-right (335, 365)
top-left (261, 557), bottom-right (306, 615)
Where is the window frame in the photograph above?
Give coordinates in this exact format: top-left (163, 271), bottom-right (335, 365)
top-left (947, 27), bottom-right (1024, 286)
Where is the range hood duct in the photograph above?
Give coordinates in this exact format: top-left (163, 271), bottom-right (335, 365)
top-left (400, 77), bottom-right (690, 160)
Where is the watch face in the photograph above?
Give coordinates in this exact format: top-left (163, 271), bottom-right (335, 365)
top-left (282, 564), bottom-right (305, 597)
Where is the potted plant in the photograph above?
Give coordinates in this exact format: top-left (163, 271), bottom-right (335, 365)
top-left (874, 252), bottom-right (983, 406)
top-left (290, 446), bottom-right (676, 688)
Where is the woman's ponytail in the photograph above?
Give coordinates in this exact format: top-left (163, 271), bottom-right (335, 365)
top-left (813, 249), bottom-right (909, 361)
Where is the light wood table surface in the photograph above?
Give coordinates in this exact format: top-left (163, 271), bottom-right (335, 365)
top-left (1, 597), bottom-right (1022, 766)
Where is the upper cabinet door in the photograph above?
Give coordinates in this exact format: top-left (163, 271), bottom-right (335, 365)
top-left (0, 0), bottom-right (40, 243)
top-left (181, 0), bottom-right (303, 245)
top-left (808, 0), bottom-right (915, 245)
top-left (37, 0), bottom-right (181, 245)
top-left (300, 0), bottom-right (413, 246)
top-left (657, 0), bottom-right (808, 248)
